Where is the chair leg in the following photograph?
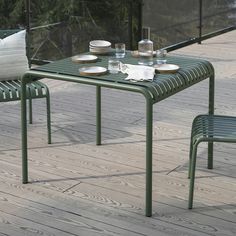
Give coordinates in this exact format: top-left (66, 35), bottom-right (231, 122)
top-left (28, 89), bottom-right (33, 124)
top-left (45, 88), bottom-right (51, 144)
top-left (208, 73), bottom-right (214, 169)
top-left (208, 142), bottom-right (213, 169)
top-left (188, 143), bottom-right (198, 209)
top-left (188, 138), bottom-right (193, 179)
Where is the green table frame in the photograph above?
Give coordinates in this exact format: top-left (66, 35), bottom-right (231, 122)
top-left (21, 53), bottom-right (215, 217)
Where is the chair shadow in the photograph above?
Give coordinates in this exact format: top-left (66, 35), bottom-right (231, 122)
top-left (187, 203), bottom-right (236, 216)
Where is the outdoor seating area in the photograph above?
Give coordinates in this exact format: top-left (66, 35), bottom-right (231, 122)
top-left (0, 0), bottom-right (236, 235)
top-left (20, 46), bottom-right (215, 217)
top-left (0, 29), bottom-right (235, 235)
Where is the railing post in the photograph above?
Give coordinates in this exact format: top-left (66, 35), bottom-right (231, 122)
top-left (138, 0), bottom-right (143, 41)
top-left (128, 1), bottom-right (133, 50)
top-left (128, 0), bottom-right (143, 50)
top-left (198, 0), bottom-right (203, 44)
top-left (25, 0), bottom-right (30, 33)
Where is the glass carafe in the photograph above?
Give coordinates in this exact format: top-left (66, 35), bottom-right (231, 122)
top-left (138, 27), bottom-right (153, 66)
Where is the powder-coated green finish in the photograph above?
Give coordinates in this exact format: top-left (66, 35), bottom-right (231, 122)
top-left (0, 29), bottom-right (51, 144)
top-left (21, 52), bottom-right (215, 216)
top-left (189, 114), bottom-right (236, 209)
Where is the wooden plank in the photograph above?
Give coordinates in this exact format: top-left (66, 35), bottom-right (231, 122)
top-left (0, 179), bottom-right (214, 236)
top-left (0, 192), bottom-right (146, 236)
top-left (0, 151), bottom-right (235, 235)
top-left (0, 30), bottom-right (236, 236)
top-left (0, 211), bottom-right (78, 236)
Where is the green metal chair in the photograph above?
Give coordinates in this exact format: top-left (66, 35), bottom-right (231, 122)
top-left (0, 29), bottom-right (51, 144)
top-left (188, 114), bottom-right (236, 209)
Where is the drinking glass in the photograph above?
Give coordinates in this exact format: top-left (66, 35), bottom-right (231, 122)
top-left (115, 43), bottom-right (125, 58)
top-left (156, 49), bottom-right (167, 64)
top-left (108, 57), bottom-right (120, 74)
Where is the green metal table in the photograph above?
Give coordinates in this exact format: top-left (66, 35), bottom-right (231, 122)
top-left (21, 52), bottom-right (215, 216)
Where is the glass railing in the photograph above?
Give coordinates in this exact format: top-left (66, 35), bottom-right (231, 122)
top-left (143, 0), bottom-right (236, 50)
top-left (28, 0), bottom-right (141, 61)
top-left (1, 0), bottom-right (235, 62)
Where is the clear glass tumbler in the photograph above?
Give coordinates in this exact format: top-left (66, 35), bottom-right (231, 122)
top-left (108, 57), bottom-right (120, 74)
top-left (156, 49), bottom-right (167, 64)
top-left (115, 43), bottom-right (126, 58)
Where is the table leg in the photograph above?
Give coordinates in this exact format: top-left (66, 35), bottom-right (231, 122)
top-left (21, 77), bottom-right (28, 184)
top-left (28, 90), bottom-right (33, 124)
top-left (46, 87), bottom-right (52, 145)
top-left (208, 74), bottom-right (215, 169)
top-left (96, 86), bottom-right (101, 145)
top-left (146, 98), bottom-right (153, 217)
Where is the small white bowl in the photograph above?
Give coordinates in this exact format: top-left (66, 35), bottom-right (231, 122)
top-left (89, 40), bottom-right (111, 48)
top-left (89, 47), bottom-right (111, 55)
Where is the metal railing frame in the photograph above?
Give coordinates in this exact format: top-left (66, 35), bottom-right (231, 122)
top-left (139, 0), bottom-right (236, 51)
top-left (24, 0), bottom-right (236, 62)
top-left (198, 0), bottom-right (203, 44)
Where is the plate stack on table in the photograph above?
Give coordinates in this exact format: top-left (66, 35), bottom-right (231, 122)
top-left (89, 40), bottom-right (112, 55)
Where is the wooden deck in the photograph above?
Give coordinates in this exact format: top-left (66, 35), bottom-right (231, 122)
top-left (0, 30), bottom-right (236, 236)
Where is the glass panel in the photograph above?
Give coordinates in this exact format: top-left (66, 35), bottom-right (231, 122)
top-left (143, 0), bottom-right (236, 49)
top-left (202, 0), bottom-right (236, 34)
top-left (1, 0), bottom-right (235, 60)
top-left (143, 0), bottom-right (199, 49)
top-left (0, 0), bottom-right (140, 61)
top-left (30, 0), bottom-right (131, 60)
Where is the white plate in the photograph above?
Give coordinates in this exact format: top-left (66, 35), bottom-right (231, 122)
top-left (89, 47), bottom-right (111, 55)
top-left (89, 46), bottom-right (111, 51)
top-left (89, 45), bottom-right (111, 50)
top-left (131, 50), bottom-right (157, 58)
top-left (154, 64), bottom-right (179, 73)
top-left (72, 54), bottom-right (98, 63)
top-left (79, 66), bottom-right (107, 76)
top-left (90, 40), bottom-right (111, 48)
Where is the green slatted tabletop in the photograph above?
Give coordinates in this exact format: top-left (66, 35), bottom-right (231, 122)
top-left (21, 51), bottom-right (215, 217)
top-left (31, 52), bottom-right (214, 103)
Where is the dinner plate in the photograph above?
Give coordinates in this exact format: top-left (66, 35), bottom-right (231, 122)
top-left (89, 40), bottom-right (111, 48)
top-left (71, 54), bottom-right (98, 63)
top-left (154, 64), bottom-right (179, 73)
top-left (131, 50), bottom-right (157, 58)
top-left (89, 45), bottom-right (111, 50)
top-left (79, 66), bottom-right (107, 76)
top-left (89, 47), bottom-right (111, 55)
top-left (89, 45), bottom-right (111, 49)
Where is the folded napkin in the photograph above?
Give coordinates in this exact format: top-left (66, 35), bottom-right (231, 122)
top-left (120, 63), bottom-right (155, 82)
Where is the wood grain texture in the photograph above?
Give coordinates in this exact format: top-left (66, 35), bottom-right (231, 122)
top-left (0, 30), bottom-right (236, 235)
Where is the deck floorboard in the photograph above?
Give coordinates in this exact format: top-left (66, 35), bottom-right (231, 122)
top-left (0, 30), bottom-right (236, 235)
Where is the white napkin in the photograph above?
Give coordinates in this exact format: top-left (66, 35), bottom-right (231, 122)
top-left (120, 63), bottom-right (155, 82)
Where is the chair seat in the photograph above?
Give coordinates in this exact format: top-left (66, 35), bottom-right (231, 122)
top-left (192, 114), bottom-right (236, 144)
top-left (0, 79), bottom-right (48, 102)
top-left (189, 114), bottom-right (236, 209)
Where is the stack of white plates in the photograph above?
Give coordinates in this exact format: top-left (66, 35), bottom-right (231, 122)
top-left (89, 40), bottom-right (111, 55)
